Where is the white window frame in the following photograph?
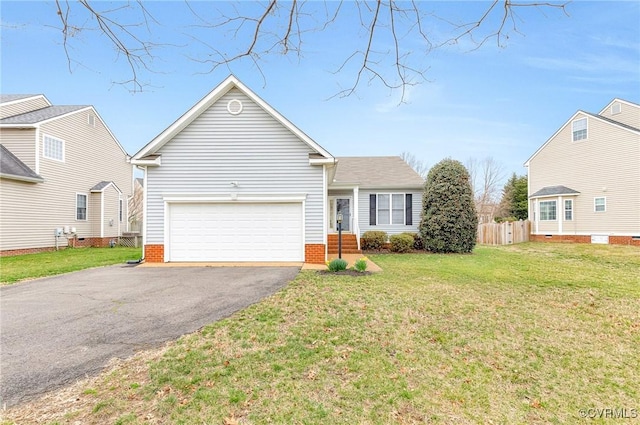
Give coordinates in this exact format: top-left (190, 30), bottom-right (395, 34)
top-left (564, 199), bottom-right (573, 221)
top-left (539, 200), bottom-right (557, 221)
top-left (43, 134), bottom-right (65, 162)
top-left (76, 193), bottom-right (88, 221)
top-left (594, 197), bottom-right (606, 213)
top-left (572, 118), bottom-right (588, 142)
top-left (376, 193), bottom-right (406, 225)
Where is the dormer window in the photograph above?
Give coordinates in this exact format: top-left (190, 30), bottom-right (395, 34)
top-left (572, 118), bottom-right (587, 142)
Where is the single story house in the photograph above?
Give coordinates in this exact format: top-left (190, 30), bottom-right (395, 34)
top-left (132, 75), bottom-right (424, 263)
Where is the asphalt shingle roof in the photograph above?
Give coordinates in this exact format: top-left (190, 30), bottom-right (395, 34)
top-left (0, 144), bottom-right (43, 182)
top-left (583, 111), bottom-right (640, 133)
top-left (0, 94), bottom-right (41, 103)
top-left (332, 156), bottom-right (424, 188)
top-left (530, 185), bottom-right (580, 198)
top-left (0, 105), bottom-right (88, 125)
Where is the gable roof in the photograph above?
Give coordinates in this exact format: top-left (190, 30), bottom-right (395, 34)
top-left (90, 180), bottom-right (122, 193)
top-left (0, 94), bottom-right (44, 104)
top-left (599, 98), bottom-right (640, 115)
top-left (133, 75), bottom-right (333, 161)
top-left (0, 105), bottom-right (89, 125)
top-left (0, 144), bottom-right (44, 183)
top-left (332, 156), bottom-right (424, 189)
top-left (524, 105), bottom-right (640, 166)
top-left (529, 185), bottom-right (580, 199)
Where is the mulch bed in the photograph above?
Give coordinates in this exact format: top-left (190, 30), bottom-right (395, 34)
top-left (317, 270), bottom-right (372, 276)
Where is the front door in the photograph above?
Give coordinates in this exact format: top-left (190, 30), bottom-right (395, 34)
top-left (335, 198), bottom-right (351, 232)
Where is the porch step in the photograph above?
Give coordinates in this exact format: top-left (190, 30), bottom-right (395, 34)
top-left (327, 234), bottom-right (362, 254)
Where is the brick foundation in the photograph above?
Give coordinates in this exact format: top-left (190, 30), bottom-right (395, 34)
top-left (0, 246), bottom-right (57, 257)
top-left (0, 237), bottom-right (122, 257)
top-left (144, 244), bottom-right (165, 262)
top-left (305, 244), bottom-right (326, 264)
top-left (530, 234), bottom-right (640, 246)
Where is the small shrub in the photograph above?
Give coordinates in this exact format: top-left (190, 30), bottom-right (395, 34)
top-left (362, 231), bottom-right (388, 250)
top-left (354, 258), bottom-right (368, 272)
top-left (390, 233), bottom-right (414, 253)
top-left (328, 258), bottom-right (348, 272)
top-left (409, 232), bottom-right (424, 250)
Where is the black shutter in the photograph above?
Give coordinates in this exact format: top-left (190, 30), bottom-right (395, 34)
top-left (405, 194), bottom-right (413, 225)
top-left (370, 194), bottom-right (377, 225)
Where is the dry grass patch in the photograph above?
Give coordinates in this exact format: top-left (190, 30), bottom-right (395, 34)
top-left (2, 243), bottom-right (639, 424)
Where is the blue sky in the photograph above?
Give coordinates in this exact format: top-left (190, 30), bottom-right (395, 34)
top-left (2, 1), bottom-right (639, 181)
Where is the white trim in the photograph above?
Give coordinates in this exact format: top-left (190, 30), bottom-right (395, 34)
top-left (162, 193), bottom-right (308, 203)
top-left (131, 157), bottom-right (161, 166)
top-left (564, 198), bottom-right (573, 221)
top-left (164, 199), bottom-right (305, 262)
top-left (75, 192), bottom-right (88, 221)
top-left (226, 98), bottom-right (243, 115)
top-left (310, 158), bottom-right (335, 165)
top-left (353, 186), bottom-right (360, 248)
top-left (90, 181), bottom-right (122, 194)
top-left (322, 164), bottom-right (327, 255)
top-left (599, 98), bottom-right (639, 115)
top-left (539, 199), bottom-right (557, 221)
top-left (132, 75), bottom-right (334, 161)
top-left (571, 117), bottom-right (588, 142)
top-left (529, 192), bottom-right (579, 200)
top-left (34, 126), bottom-right (40, 173)
top-left (375, 192), bottom-right (407, 226)
top-left (557, 196), bottom-right (563, 234)
top-left (594, 196), bottom-right (606, 213)
top-left (0, 173), bottom-right (43, 183)
top-left (0, 94), bottom-right (50, 107)
top-left (329, 196), bottom-right (354, 233)
top-left (524, 109), bottom-right (640, 166)
top-left (141, 167), bottom-right (148, 256)
top-left (100, 192), bottom-right (105, 238)
top-left (42, 133), bottom-right (65, 162)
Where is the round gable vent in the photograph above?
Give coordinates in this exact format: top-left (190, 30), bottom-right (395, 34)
top-left (227, 99), bottom-right (243, 115)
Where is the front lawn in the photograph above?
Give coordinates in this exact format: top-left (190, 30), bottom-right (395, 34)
top-left (4, 243), bottom-right (639, 424)
top-left (0, 247), bottom-right (142, 284)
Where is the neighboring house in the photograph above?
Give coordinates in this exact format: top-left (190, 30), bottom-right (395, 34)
top-left (0, 94), bottom-right (134, 255)
top-left (132, 76), bottom-right (424, 263)
top-left (128, 177), bottom-right (144, 232)
top-left (525, 98), bottom-right (640, 245)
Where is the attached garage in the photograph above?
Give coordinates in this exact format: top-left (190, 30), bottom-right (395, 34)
top-left (167, 202), bottom-right (304, 262)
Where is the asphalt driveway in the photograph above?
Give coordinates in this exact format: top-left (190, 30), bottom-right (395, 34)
top-left (0, 264), bottom-right (299, 407)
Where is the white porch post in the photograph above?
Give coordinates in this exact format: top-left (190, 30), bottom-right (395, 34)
top-left (558, 196), bottom-right (563, 234)
top-left (353, 186), bottom-right (360, 250)
top-left (534, 199), bottom-right (539, 234)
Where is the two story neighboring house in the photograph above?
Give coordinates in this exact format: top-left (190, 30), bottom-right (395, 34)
top-left (525, 99), bottom-right (640, 245)
top-left (0, 94), bottom-right (134, 255)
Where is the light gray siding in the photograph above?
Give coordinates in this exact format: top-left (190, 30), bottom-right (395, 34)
top-left (358, 189), bottom-right (423, 236)
top-left (529, 112), bottom-right (640, 235)
top-left (0, 97), bottom-right (50, 119)
top-left (145, 88), bottom-right (324, 244)
top-left (0, 109), bottom-right (132, 251)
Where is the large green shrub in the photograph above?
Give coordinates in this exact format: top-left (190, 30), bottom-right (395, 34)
top-left (419, 158), bottom-right (478, 253)
top-left (361, 231), bottom-right (388, 250)
top-left (328, 258), bottom-right (348, 272)
top-left (390, 233), bottom-right (414, 253)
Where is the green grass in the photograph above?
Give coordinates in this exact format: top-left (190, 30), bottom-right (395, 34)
top-left (3, 243), bottom-right (639, 424)
top-left (0, 247), bottom-right (142, 284)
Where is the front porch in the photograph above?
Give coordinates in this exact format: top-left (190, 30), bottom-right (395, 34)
top-left (327, 233), bottom-right (361, 254)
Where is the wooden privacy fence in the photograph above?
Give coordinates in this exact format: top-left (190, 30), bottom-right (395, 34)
top-left (477, 220), bottom-right (530, 245)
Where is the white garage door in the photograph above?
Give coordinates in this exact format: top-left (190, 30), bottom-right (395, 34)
top-left (168, 202), bottom-right (303, 262)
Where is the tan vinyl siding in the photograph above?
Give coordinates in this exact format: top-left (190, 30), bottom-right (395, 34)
top-left (146, 88), bottom-right (324, 244)
top-left (90, 192), bottom-right (101, 237)
top-left (358, 190), bottom-right (423, 236)
top-left (102, 186), bottom-right (121, 238)
top-left (599, 101), bottom-right (640, 129)
top-left (0, 128), bottom-right (37, 170)
top-left (0, 97), bottom-right (50, 119)
top-left (0, 109), bottom-right (133, 251)
top-left (529, 113), bottom-right (640, 236)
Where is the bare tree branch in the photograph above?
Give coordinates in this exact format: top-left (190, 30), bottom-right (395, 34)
top-left (41, 1), bottom-right (570, 95)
